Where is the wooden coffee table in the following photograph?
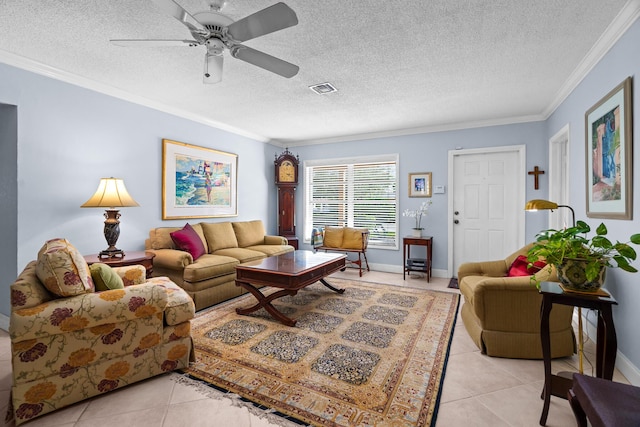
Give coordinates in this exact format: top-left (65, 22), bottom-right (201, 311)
top-left (235, 250), bottom-right (347, 326)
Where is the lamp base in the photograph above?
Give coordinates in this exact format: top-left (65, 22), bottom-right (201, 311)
top-left (99, 248), bottom-right (125, 259)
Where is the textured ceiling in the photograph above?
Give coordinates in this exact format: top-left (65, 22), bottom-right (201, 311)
top-left (0, 0), bottom-right (636, 145)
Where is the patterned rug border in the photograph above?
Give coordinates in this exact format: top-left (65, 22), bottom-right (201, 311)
top-left (182, 278), bottom-right (460, 427)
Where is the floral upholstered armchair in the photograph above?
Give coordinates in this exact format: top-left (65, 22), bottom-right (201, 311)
top-left (8, 238), bottom-right (195, 425)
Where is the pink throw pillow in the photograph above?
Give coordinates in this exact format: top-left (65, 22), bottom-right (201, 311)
top-left (170, 223), bottom-right (206, 260)
top-left (507, 255), bottom-right (546, 277)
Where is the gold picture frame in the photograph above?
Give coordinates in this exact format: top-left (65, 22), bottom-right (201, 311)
top-left (409, 172), bottom-right (432, 197)
top-left (162, 139), bottom-right (238, 219)
top-left (585, 77), bottom-right (633, 219)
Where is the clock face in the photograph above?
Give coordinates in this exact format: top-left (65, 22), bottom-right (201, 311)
top-left (278, 160), bottom-right (296, 183)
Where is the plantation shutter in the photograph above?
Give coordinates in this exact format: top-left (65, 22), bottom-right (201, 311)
top-left (305, 157), bottom-right (398, 249)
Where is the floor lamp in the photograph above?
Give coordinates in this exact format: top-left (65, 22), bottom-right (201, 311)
top-left (525, 199), bottom-right (584, 374)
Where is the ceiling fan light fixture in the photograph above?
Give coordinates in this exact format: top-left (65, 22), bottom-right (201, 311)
top-left (309, 82), bottom-right (338, 95)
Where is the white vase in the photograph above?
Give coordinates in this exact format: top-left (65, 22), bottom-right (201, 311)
top-left (411, 228), bottom-right (423, 237)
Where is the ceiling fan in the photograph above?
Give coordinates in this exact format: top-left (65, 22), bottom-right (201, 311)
top-left (111, 0), bottom-right (299, 84)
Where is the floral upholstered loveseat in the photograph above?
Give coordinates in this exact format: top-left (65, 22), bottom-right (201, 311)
top-left (8, 238), bottom-right (195, 425)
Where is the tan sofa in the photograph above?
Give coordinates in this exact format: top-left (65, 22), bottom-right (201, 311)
top-left (458, 243), bottom-right (576, 359)
top-left (145, 220), bottom-right (294, 310)
top-left (9, 240), bottom-right (194, 425)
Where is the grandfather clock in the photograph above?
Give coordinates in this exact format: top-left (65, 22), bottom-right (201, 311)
top-left (275, 148), bottom-right (299, 249)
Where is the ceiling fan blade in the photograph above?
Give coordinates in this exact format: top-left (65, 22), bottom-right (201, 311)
top-left (204, 53), bottom-right (223, 84)
top-left (151, 0), bottom-right (206, 33)
top-left (227, 2), bottom-right (298, 43)
top-left (110, 39), bottom-right (197, 47)
top-left (230, 46), bottom-right (298, 78)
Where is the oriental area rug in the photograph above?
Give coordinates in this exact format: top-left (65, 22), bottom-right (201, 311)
top-left (179, 278), bottom-right (459, 427)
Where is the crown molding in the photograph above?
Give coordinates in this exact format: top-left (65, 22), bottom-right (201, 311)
top-left (0, 51), bottom-right (268, 143)
top-left (542, 0), bottom-right (640, 119)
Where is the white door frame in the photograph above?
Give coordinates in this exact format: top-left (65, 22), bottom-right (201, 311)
top-left (447, 145), bottom-right (527, 278)
top-left (548, 124), bottom-right (571, 229)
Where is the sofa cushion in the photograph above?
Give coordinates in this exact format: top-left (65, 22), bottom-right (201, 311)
top-left (35, 238), bottom-right (94, 297)
top-left (507, 255), bottom-right (546, 277)
top-left (201, 222), bottom-right (238, 252)
top-left (245, 245), bottom-right (294, 257)
top-left (323, 227), bottom-right (344, 248)
top-left (233, 220), bottom-right (266, 248)
top-left (149, 227), bottom-right (181, 250)
top-left (183, 254), bottom-right (240, 282)
top-left (342, 227), bottom-right (366, 249)
top-left (170, 223), bottom-right (207, 260)
top-left (214, 248), bottom-right (266, 263)
top-left (90, 263), bottom-right (125, 291)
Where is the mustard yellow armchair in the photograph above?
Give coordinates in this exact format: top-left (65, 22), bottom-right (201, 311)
top-left (458, 243), bottom-right (576, 359)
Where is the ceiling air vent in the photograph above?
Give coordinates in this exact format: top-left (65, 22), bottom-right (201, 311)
top-left (309, 82), bottom-right (338, 95)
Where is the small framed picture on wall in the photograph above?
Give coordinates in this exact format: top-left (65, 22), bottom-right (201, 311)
top-left (409, 172), bottom-right (432, 197)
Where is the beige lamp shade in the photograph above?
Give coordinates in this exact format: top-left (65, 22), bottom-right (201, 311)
top-left (81, 178), bottom-right (139, 208)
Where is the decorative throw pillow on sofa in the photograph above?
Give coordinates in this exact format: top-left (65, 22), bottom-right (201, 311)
top-left (89, 263), bottom-right (125, 291)
top-left (342, 227), bottom-right (365, 249)
top-left (323, 227), bottom-right (344, 248)
top-left (170, 223), bottom-right (207, 260)
top-left (507, 255), bottom-right (547, 277)
top-left (35, 238), bottom-right (95, 297)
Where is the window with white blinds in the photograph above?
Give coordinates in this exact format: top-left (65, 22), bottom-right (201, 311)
top-left (304, 155), bottom-right (398, 249)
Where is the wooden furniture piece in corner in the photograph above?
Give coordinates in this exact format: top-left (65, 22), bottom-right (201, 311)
top-left (403, 236), bottom-right (432, 281)
top-left (275, 148), bottom-right (299, 249)
top-left (85, 250), bottom-right (156, 279)
top-left (568, 373), bottom-right (640, 427)
top-left (538, 281), bottom-right (618, 426)
top-left (235, 251), bottom-right (347, 326)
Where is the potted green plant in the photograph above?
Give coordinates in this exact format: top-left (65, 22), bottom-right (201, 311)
top-left (527, 220), bottom-right (640, 291)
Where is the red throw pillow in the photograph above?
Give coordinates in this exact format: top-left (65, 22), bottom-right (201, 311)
top-left (507, 255), bottom-right (546, 277)
top-left (170, 223), bottom-right (206, 260)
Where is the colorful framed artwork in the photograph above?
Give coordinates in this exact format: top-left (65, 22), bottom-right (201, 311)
top-left (162, 139), bottom-right (238, 219)
top-left (585, 77), bottom-right (633, 219)
top-left (408, 172), bottom-right (432, 197)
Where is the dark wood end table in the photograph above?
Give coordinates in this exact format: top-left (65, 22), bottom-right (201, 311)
top-left (84, 251), bottom-right (156, 279)
top-left (403, 236), bottom-right (433, 281)
top-left (538, 281), bottom-right (618, 426)
top-left (235, 250), bottom-right (347, 326)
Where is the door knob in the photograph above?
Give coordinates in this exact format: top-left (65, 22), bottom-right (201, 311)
top-left (454, 211), bottom-right (459, 215)
top-left (454, 220), bottom-right (459, 224)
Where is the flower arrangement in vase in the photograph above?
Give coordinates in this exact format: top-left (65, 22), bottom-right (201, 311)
top-left (403, 201), bottom-right (432, 237)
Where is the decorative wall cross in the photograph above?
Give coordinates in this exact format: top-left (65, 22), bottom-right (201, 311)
top-left (528, 166), bottom-right (545, 190)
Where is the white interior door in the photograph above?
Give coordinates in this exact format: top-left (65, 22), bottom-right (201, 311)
top-left (448, 146), bottom-right (526, 277)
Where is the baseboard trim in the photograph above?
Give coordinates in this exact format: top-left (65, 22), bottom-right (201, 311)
top-left (575, 308), bottom-right (640, 386)
top-left (0, 313), bottom-right (9, 332)
top-left (367, 263), bottom-right (447, 278)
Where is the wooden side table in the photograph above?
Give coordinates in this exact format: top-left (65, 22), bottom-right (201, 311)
top-left (403, 236), bottom-right (433, 281)
top-left (85, 251), bottom-right (156, 279)
top-left (538, 281), bottom-right (618, 426)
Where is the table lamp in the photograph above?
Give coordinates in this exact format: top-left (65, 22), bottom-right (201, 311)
top-left (525, 198), bottom-right (584, 374)
top-left (81, 177), bottom-right (139, 259)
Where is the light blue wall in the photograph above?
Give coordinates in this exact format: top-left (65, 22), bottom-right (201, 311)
top-left (0, 63), bottom-right (274, 303)
top-left (294, 122), bottom-right (549, 270)
top-left (545, 17), bottom-right (640, 374)
top-left (0, 104), bottom-right (18, 317)
top-left (1, 15), bottom-right (638, 376)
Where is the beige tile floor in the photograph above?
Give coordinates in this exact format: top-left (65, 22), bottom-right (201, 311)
top-left (0, 269), bottom-right (629, 426)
